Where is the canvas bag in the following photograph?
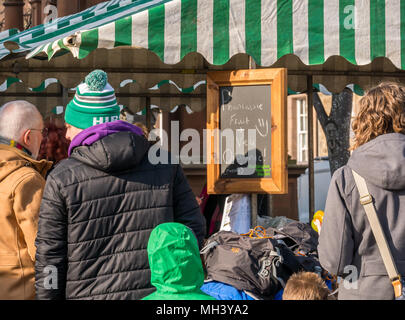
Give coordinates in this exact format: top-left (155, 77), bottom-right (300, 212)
top-left (352, 169), bottom-right (405, 300)
top-left (200, 228), bottom-right (303, 298)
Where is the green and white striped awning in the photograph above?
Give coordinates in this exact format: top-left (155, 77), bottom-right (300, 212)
top-left (26, 0), bottom-right (405, 69)
top-left (0, 29), bottom-right (19, 42)
top-left (0, 0), bottom-right (170, 61)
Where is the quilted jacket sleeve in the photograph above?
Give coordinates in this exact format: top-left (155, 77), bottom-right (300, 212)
top-left (172, 164), bottom-right (206, 248)
top-left (35, 174), bottom-right (68, 300)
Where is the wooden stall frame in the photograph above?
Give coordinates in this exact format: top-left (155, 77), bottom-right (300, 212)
top-left (206, 68), bottom-right (288, 194)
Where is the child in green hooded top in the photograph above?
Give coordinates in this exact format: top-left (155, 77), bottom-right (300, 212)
top-left (142, 222), bottom-right (216, 300)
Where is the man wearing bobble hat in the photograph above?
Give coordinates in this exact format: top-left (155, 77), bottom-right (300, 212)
top-left (35, 70), bottom-right (205, 300)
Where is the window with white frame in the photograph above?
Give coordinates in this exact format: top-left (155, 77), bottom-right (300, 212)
top-left (297, 98), bottom-right (308, 163)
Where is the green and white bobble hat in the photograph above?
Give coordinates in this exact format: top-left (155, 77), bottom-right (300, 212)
top-left (65, 70), bottom-right (121, 129)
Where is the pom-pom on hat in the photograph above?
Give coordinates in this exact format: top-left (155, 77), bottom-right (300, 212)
top-left (65, 70), bottom-right (120, 129)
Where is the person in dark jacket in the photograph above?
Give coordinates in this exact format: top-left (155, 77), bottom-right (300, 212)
top-left (318, 82), bottom-right (405, 300)
top-left (34, 70), bottom-right (206, 300)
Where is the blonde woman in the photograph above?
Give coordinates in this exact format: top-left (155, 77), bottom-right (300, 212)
top-left (318, 82), bottom-right (405, 300)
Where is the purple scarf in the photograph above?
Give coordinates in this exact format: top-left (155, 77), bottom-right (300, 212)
top-left (68, 120), bottom-right (144, 156)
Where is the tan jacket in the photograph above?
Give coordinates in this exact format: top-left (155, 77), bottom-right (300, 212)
top-left (0, 144), bottom-right (52, 300)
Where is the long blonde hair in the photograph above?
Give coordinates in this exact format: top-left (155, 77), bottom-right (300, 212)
top-left (351, 82), bottom-right (405, 150)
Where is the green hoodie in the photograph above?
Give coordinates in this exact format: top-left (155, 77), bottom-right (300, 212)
top-left (142, 222), bottom-right (216, 300)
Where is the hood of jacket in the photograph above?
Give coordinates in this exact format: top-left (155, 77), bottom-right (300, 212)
top-left (145, 223), bottom-right (211, 299)
top-left (0, 144), bottom-right (52, 182)
top-left (69, 120), bottom-right (150, 173)
top-left (348, 133), bottom-right (405, 190)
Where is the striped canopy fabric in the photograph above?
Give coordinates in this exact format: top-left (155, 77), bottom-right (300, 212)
top-left (27, 0), bottom-right (405, 70)
top-left (0, 29), bottom-right (19, 42)
top-left (0, 0), bottom-right (170, 61)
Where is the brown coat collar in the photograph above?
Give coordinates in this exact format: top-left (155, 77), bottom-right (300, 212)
top-left (0, 144), bottom-right (53, 178)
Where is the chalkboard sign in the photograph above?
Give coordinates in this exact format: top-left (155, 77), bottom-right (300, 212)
top-left (206, 68), bottom-right (287, 194)
top-left (220, 85), bottom-right (272, 179)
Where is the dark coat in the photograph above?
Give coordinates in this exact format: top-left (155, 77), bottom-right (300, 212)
top-left (318, 133), bottom-right (405, 300)
top-left (34, 131), bottom-right (206, 300)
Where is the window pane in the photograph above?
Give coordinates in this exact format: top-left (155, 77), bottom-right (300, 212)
top-left (302, 149), bottom-right (308, 162)
top-left (301, 134), bottom-right (307, 148)
top-left (300, 116), bottom-right (305, 131)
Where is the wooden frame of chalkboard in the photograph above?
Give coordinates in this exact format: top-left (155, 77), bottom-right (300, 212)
top-left (206, 68), bottom-right (287, 194)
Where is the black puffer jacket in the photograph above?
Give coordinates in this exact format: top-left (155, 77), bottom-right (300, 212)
top-left (35, 131), bottom-right (205, 300)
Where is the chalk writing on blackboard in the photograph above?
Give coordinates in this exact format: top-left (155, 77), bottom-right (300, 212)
top-left (219, 85), bottom-right (272, 179)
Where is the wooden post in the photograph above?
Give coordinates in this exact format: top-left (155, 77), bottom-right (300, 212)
top-left (249, 56), bottom-right (257, 227)
top-left (145, 96), bottom-right (151, 130)
top-left (267, 193), bottom-right (273, 217)
top-left (307, 75), bottom-right (315, 223)
top-left (62, 85), bottom-right (68, 106)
